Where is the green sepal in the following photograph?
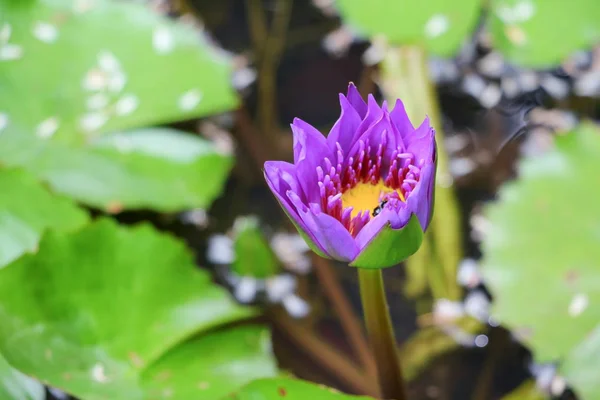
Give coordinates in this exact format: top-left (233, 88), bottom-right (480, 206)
top-left (231, 217), bottom-right (280, 279)
top-left (350, 214), bottom-right (424, 269)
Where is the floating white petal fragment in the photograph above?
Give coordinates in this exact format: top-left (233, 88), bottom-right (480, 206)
top-left (115, 94), bottom-right (139, 116)
top-left (108, 72), bottom-right (127, 93)
top-left (206, 234), bottom-right (234, 264)
top-left (0, 113), bottom-right (8, 132)
top-left (550, 376), bottom-right (567, 396)
top-left (424, 14), bottom-right (449, 38)
top-left (234, 277), bottom-right (258, 303)
top-left (266, 275), bottom-right (296, 302)
top-left (80, 112), bottom-right (108, 132)
top-left (462, 74), bottom-right (486, 98)
top-left (86, 93), bottom-right (109, 110)
top-left (0, 44), bottom-right (23, 61)
top-left (514, 0), bottom-right (536, 22)
top-left (82, 69), bottom-right (108, 91)
top-left (32, 21), bottom-right (58, 43)
top-left (36, 117), bottom-right (59, 139)
top-left (322, 26), bottom-right (355, 57)
top-left (98, 51), bottom-right (120, 73)
top-left (178, 89), bottom-right (203, 111)
top-left (282, 294), bottom-right (310, 318)
top-left (433, 299), bottom-right (464, 324)
top-left (153, 26), bottom-right (174, 54)
top-left (568, 293), bottom-right (588, 317)
top-left (180, 208), bottom-right (209, 228)
top-left (91, 363), bottom-right (109, 383)
top-left (540, 74), bottom-right (569, 99)
top-left (0, 24), bottom-right (11, 43)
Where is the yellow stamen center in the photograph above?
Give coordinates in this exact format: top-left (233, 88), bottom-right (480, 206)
top-left (340, 180), bottom-right (405, 218)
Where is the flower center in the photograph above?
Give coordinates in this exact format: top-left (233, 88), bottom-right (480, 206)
top-left (315, 137), bottom-right (423, 237)
top-left (340, 180), bottom-right (405, 219)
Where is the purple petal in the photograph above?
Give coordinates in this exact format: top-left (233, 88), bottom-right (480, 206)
top-left (390, 99), bottom-right (414, 138)
top-left (287, 192), bottom-right (359, 261)
top-left (354, 206), bottom-right (411, 251)
top-left (406, 162), bottom-right (435, 231)
top-left (350, 94), bottom-right (384, 145)
top-left (265, 163), bottom-right (330, 256)
top-left (406, 117), bottom-right (436, 163)
top-left (291, 118), bottom-right (332, 204)
top-left (327, 94), bottom-right (362, 153)
top-left (346, 83), bottom-right (367, 118)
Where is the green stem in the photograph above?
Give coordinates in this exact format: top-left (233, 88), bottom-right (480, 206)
top-left (380, 44), bottom-right (463, 301)
top-left (358, 268), bottom-right (407, 400)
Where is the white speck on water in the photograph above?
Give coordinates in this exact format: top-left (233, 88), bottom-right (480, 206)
top-left (540, 74), bottom-right (569, 99)
top-left (445, 134), bottom-right (469, 153)
top-left (282, 294), bottom-right (310, 318)
top-left (80, 112), bottom-right (108, 132)
top-left (0, 24), bottom-right (11, 43)
top-left (474, 334), bottom-right (489, 347)
top-left (464, 290), bottom-right (490, 322)
top-left (153, 26), bottom-right (174, 54)
top-left (479, 84), bottom-right (502, 108)
top-left (114, 94), bottom-right (139, 116)
top-left (234, 277), bottom-right (258, 304)
top-left (550, 376), bottom-right (567, 396)
top-left (108, 72), bottom-right (127, 93)
top-left (518, 70), bottom-right (539, 92)
top-left (574, 70), bottom-right (600, 97)
top-left (450, 157), bottom-right (477, 177)
top-left (36, 117), bottom-right (59, 139)
top-left (82, 69), bottom-right (108, 91)
top-left (476, 51), bottom-right (505, 78)
top-left (501, 76), bottom-right (520, 98)
top-left (231, 67), bottom-right (257, 90)
top-left (0, 44), bottom-right (23, 61)
top-left (266, 275), bottom-right (296, 302)
top-left (457, 258), bottom-right (481, 288)
top-left (86, 93), bottom-right (109, 110)
top-left (322, 26), bottom-right (355, 57)
top-left (32, 21), bottom-right (58, 43)
top-left (180, 208), bottom-right (209, 228)
top-left (424, 14), bottom-right (449, 38)
top-left (568, 293), bottom-right (588, 317)
top-left (206, 234), bottom-right (234, 264)
top-left (0, 113), bottom-right (8, 132)
top-left (178, 89), bottom-right (203, 111)
top-left (362, 40), bottom-right (386, 66)
top-left (91, 363), bottom-right (109, 383)
top-left (462, 73), bottom-right (486, 98)
top-left (97, 50), bottom-right (120, 73)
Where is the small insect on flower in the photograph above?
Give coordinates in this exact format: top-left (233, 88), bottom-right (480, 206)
top-left (264, 83), bottom-right (437, 268)
top-left (372, 199), bottom-right (388, 217)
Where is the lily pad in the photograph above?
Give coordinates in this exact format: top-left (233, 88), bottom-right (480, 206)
top-left (0, 219), bottom-right (277, 399)
top-left (0, 126), bottom-right (233, 212)
top-left (481, 124), bottom-right (600, 398)
top-left (0, 168), bottom-right (88, 268)
top-left (0, 0), bottom-right (238, 141)
top-left (0, 0), bottom-right (237, 211)
top-left (335, 0), bottom-right (482, 57)
top-left (227, 377), bottom-right (374, 399)
top-left (0, 353), bottom-right (44, 400)
top-left (488, 0), bottom-right (600, 67)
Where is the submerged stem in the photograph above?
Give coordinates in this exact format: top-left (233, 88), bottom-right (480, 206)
top-left (358, 268), bottom-right (407, 400)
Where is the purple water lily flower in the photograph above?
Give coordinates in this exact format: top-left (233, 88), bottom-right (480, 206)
top-left (264, 83), bottom-right (436, 268)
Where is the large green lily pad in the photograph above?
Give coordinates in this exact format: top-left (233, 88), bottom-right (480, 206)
top-left (481, 124), bottom-right (600, 398)
top-left (0, 127), bottom-right (233, 211)
top-left (488, 0), bottom-right (600, 67)
top-left (0, 0), bottom-right (237, 211)
top-left (227, 377), bottom-right (374, 399)
top-left (0, 353), bottom-right (45, 400)
top-left (0, 219), bottom-right (277, 399)
top-left (0, 0), bottom-right (238, 140)
top-left (0, 168), bottom-right (88, 268)
top-left (335, 0), bottom-right (482, 57)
